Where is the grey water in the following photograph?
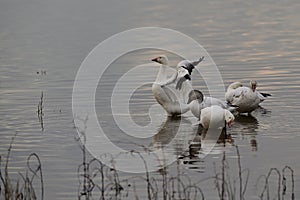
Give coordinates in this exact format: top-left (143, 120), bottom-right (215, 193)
top-left (1, 0), bottom-right (300, 199)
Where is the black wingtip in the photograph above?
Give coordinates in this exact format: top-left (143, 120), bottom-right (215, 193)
top-left (260, 92), bottom-right (272, 97)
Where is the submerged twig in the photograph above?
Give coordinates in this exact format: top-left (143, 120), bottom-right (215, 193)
top-left (37, 91), bottom-right (44, 131)
top-left (282, 165), bottom-right (295, 200)
top-left (235, 145), bottom-right (244, 200)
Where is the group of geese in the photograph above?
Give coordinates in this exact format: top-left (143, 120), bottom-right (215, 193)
top-left (151, 55), bottom-right (271, 131)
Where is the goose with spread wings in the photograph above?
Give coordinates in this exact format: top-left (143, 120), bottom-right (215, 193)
top-left (151, 55), bottom-right (204, 116)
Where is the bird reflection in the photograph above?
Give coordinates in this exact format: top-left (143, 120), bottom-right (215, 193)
top-left (188, 131), bottom-right (201, 158)
top-left (234, 114), bottom-right (259, 151)
top-left (235, 114), bottom-right (258, 124)
top-left (150, 116), bottom-right (194, 156)
top-left (180, 124), bottom-right (234, 172)
top-left (149, 112), bottom-right (260, 171)
top-left (150, 116), bottom-right (205, 172)
top-left (197, 125), bottom-right (234, 145)
top-left (181, 131), bottom-right (205, 172)
top-left (257, 105), bottom-right (271, 115)
top-left (152, 116), bottom-right (189, 145)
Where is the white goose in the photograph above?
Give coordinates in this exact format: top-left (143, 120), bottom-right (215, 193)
top-left (199, 105), bottom-right (235, 130)
top-left (188, 89), bottom-right (237, 119)
top-left (225, 80), bottom-right (271, 114)
top-left (151, 55), bottom-right (204, 116)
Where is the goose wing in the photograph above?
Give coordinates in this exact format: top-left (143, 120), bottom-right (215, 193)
top-left (175, 67), bottom-right (192, 90)
top-left (226, 87), bottom-right (249, 105)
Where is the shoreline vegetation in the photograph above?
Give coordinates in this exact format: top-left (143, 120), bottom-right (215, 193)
top-left (0, 134), bottom-right (295, 200)
top-left (0, 134), bottom-right (44, 200)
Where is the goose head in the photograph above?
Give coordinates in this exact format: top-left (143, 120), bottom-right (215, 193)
top-left (224, 110), bottom-right (235, 128)
top-left (250, 80), bottom-right (257, 92)
top-left (187, 89), bottom-right (204, 104)
top-left (151, 55), bottom-right (169, 65)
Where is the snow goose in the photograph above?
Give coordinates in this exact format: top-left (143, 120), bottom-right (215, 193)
top-left (225, 80), bottom-right (271, 114)
top-left (151, 55), bottom-right (204, 116)
top-left (188, 90), bottom-right (237, 119)
top-left (199, 105), bottom-right (235, 130)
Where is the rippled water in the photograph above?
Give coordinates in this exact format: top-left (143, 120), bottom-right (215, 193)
top-left (1, 0), bottom-right (300, 199)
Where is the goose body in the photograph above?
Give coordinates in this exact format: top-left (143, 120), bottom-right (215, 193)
top-left (200, 105), bottom-right (235, 130)
top-left (151, 55), bottom-right (204, 116)
top-left (188, 90), bottom-right (237, 119)
top-left (225, 81), bottom-right (271, 114)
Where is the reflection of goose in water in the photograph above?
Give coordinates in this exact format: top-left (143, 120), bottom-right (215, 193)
top-left (197, 125), bottom-right (234, 145)
top-left (151, 55), bottom-right (204, 116)
top-left (254, 105), bottom-right (272, 116)
top-left (151, 116), bottom-right (184, 146)
top-left (149, 116), bottom-right (205, 171)
top-left (149, 116), bottom-right (195, 156)
top-left (180, 124), bottom-right (232, 172)
top-left (234, 114), bottom-right (259, 134)
top-left (233, 115), bottom-right (259, 151)
top-left (179, 129), bottom-right (205, 173)
top-left (183, 149), bottom-right (205, 171)
top-left (225, 80), bottom-right (271, 114)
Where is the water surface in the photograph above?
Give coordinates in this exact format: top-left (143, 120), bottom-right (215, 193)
top-left (1, 0), bottom-right (300, 199)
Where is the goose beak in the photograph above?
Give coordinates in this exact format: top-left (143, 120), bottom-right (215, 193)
top-left (151, 57), bottom-right (159, 63)
top-left (251, 83), bottom-right (257, 92)
top-left (227, 120), bottom-right (233, 128)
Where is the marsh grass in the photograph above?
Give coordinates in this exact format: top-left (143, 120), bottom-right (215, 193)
top-left (0, 135), bottom-right (44, 200)
top-left (208, 145), bottom-right (250, 200)
top-left (256, 165), bottom-right (295, 200)
top-left (76, 132), bottom-right (295, 200)
top-left (0, 133), bottom-right (295, 200)
top-left (0, 130), bottom-right (295, 199)
top-left (0, 133), bottom-right (294, 200)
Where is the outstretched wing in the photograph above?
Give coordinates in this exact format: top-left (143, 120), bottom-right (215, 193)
top-left (175, 67), bottom-right (191, 90)
top-left (191, 56), bottom-right (204, 67)
top-left (175, 56), bottom-right (204, 90)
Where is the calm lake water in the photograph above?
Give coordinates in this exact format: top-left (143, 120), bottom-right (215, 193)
top-left (1, 0), bottom-right (300, 199)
